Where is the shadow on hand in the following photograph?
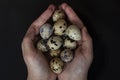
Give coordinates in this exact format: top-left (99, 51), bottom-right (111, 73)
top-left (76, 11), bottom-right (107, 80)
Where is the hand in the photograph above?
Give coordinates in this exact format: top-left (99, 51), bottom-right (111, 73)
top-left (21, 5), bottom-right (57, 80)
top-left (58, 3), bottom-right (93, 80)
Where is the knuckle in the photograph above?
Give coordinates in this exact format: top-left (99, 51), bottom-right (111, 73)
top-left (31, 23), bottom-right (38, 30)
top-left (32, 20), bottom-right (41, 28)
top-left (40, 16), bottom-right (47, 22)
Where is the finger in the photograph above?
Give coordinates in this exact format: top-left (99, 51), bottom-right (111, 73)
top-left (81, 27), bottom-right (93, 57)
top-left (22, 5), bottom-right (55, 55)
top-left (25, 4), bottom-right (55, 40)
top-left (74, 27), bottom-right (93, 61)
top-left (59, 3), bottom-right (84, 29)
top-left (32, 4), bottom-right (55, 34)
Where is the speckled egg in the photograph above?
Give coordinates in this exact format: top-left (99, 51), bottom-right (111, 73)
top-left (50, 57), bottom-right (64, 74)
top-left (52, 10), bottom-right (65, 22)
top-left (60, 49), bottom-right (73, 62)
top-left (40, 23), bottom-right (53, 39)
top-left (50, 49), bottom-right (61, 57)
top-left (65, 25), bottom-right (81, 41)
top-left (37, 39), bottom-right (49, 52)
top-left (53, 19), bottom-right (67, 36)
top-left (64, 38), bottom-right (77, 49)
top-left (47, 36), bottom-right (63, 50)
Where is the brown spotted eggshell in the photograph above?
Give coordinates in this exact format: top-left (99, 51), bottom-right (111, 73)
top-left (64, 38), bottom-right (77, 49)
top-left (65, 25), bottom-right (81, 41)
top-left (53, 19), bottom-right (67, 36)
top-left (60, 49), bottom-right (73, 62)
top-left (52, 10), bottom-right (65, 22)
top-left (37, 39), bottom-right (49, 52)
top-left (47, 36), bottom-right (63, 50)
top-left (50, 57), bottom-right (64, 74)
top-left (40, 23), bottom-right (53, 39)
top-left (50, 49), bottom-right (61, 57)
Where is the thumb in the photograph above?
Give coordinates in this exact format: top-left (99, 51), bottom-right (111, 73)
top-left (81, 27), bottom-right (93, 58)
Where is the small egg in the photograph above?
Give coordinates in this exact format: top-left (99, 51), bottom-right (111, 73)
top-left (37, 39), bottom-right (49, 52)
top-left (52, 10), bottom-right (65, 22)
top-left (53, 19), bottom-right (67, 36)
top-left (60, 49), bottom-right (73, 62)
top-left (50, 49), bottom-right (61, 57)
top-left (64, 38), bottom-right (77, 49)
top-left (50, 57), bottom-right (64, 74)
top-left (40, 23), bottom-right (53, 39)
top-left (65, 25), bottom-right (81, 41)
top-left (47, 36), bottom-right (63, 50)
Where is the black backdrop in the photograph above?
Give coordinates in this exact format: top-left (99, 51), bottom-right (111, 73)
top-left (0, 0), bottom-right (120, 80)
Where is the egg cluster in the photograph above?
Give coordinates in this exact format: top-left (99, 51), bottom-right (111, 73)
top-left (37, 10), bottom-right (81, 74)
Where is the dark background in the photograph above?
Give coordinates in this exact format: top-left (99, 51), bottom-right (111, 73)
top-left (0, 0), bottom-right (120, 80)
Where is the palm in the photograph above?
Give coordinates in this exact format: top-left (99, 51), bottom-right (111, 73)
top-left (58, 46), bottom-right (93, 80)
top-left (58, 3), bottom-right (93, 80)
top-left (21, 4), bottom-right (57, 80)
top-left (23, 47), bottom-right (56, 80)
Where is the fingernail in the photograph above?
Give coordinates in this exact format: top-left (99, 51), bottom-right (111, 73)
top-left (61, 3), bottom-right (67, 10)
top-left (48, 5), bottom-right (54, 11)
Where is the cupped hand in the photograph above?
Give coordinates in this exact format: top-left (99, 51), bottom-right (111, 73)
top-left (21, 5), bottom-right (57, 80)
top-left (58, 3), bottom-right (93, 80)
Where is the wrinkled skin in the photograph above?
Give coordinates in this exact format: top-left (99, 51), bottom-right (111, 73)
top-left (21, 3), bottom-right (93, 80)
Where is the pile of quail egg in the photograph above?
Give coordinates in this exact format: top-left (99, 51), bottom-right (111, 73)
top-left (37, 10), bottom-right (81, 74)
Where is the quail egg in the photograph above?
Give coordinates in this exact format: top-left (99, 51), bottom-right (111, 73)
top-left (47, 36), bottom-right (63, 50)
top-left (50, 57), bottom-right (64, 74)
top-left (40, 23), bottom-right (53, 39)
top-left (60, 49), bottom-right (73, 62)
top-left (53, 19), bottom-right (67, 36)
top-left (64, 38), bottom-right (77, 49)
top-left (50, 49), bottom-right (61, 57)
top-left (37, 39), bottom-right (49, 52)
top-left (65, 25), bottom-right (81, 41)
top-left (52, 10), bottom-right (65, 22)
